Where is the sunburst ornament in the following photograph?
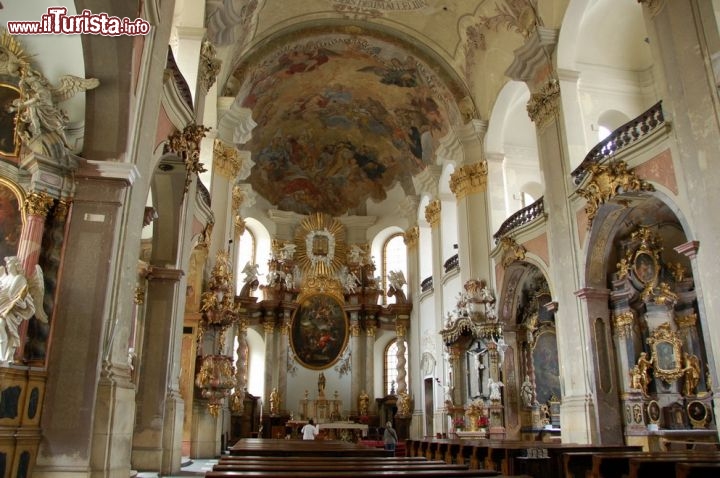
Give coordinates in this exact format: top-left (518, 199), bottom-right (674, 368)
top-left (295, 213), bottom-right (346, 277)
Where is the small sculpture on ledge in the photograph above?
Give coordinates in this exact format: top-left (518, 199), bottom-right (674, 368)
top-left (682, 352), bottom-right (701, 397)
top-left (488, 377), bottom-right (504, 402)
top-left (520, 375), bottom-right (535, 408)
top-left (269, 387), bottom-right (280, 415)
top-left (387, 270), bottom-right (408, 304)
top-left (629, 351), bottom-right (652, 397)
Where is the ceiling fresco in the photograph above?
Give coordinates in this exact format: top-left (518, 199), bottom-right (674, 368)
top-left (235, 33), bottom-right (455, 216)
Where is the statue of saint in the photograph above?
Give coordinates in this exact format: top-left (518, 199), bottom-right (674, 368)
top-left (520, 375), bottom-right (534, 408)
top-left (488, 378), bottom-right (504, 402)
top-left (269, 387), bottom-right (280, 415)
top-left (682, 353), bottom-right (701, 397)
top-left (318, 371), bottom-right (326, 396)
top-left (358, 389), bottom-right (369, 416)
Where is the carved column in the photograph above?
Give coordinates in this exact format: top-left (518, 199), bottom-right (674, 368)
top-left (507, 26), bottom-right (601, 444)
top-left (278, 311), bottom-right (292, 414)
top-left (349, 317), bottom-right (362, 414)
top-left (233, 318), bottom-right (249, 415)
top-left (395, 320), bottom-right (408, 395)
top-left (450, 121), bottom-right (493, 283)
top-left (365, 323), bottom-right (376, 413)
top-left (262, 320), bottom-right (276, 416)
top-left (447, 344), bottom-right (465, 406)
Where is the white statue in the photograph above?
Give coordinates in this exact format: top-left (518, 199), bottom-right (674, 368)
top-left (492, 335), bottom-right (508, 365)
top-left (284, 272), bottom-right (294, 291)
top-left (348, 244), bottom-right (364, 264)
top-left (488, 377), bottom-right (504, 402)
top-left (339, 266), bottom-right (360, 294)
top-left (241, 262), bottom-right (260, 283)
top-left (280, 243), bottom-right (296, 261)
top-left (0, 257), bottom-right (47, 364)
top-left (387, 270), bottom-right (406, 290)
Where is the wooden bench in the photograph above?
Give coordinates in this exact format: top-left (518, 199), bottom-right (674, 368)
top-left (589, 451), bottom-right (720, 478)
top-left (206, 470), bottom-right (500, 477)
top-left (676, 461), bottom-right (720, 478)
top-left (627, 453), bottom-right (720, 478)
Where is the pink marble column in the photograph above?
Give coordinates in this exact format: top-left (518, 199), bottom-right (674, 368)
top-left (14, 192), bottom-right (55, 363)
top-left (17, 192), bottom-right (54, 275)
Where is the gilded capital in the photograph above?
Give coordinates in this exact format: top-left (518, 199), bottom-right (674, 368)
top-left (350, 323), bottom-right (361, 337)
top-left (263, 322), bottom-right (275, 334)
top-left (133, 286), bottom-right (146, 305)
top-left (449, 161), bottom-right (488, 199)
top-left (237, 318), bottom-right (249, 333)
top-left (24, 191), bottom-right (54, 217)
top-left (214, 139), bottom-right (242, 179)
top-left (527, 80), bottom-right (560, 127)
top-left (234, 215), bottom-right (246, 239)
top-left (366, 324), bottom-right (376, 337)
top-left (424, 199), bottom-right (441, 227)
top-left (500, 236), bottom-right (526, 268)
top-left (396, 324), bottom-right (407, 338)
top-left (403, 226), bottom-right (419, 249)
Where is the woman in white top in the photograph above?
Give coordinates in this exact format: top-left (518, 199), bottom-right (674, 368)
top-left (301, 419), bottom-right (319, 440)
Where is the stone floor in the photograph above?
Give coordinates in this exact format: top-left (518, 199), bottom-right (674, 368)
top-left (133, 458), bottom-right (217, 477)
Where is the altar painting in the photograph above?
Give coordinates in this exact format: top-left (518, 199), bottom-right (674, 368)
top-left (0, 182), bottom-right (22, 258)
top-left (291, 293), bottom-right (348, 369)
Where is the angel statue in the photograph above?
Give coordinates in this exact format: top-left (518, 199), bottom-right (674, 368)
top-left (13, 65), bottom-right (99, 151)
top-left (487, 377), bottom-right (504, 402)
top-left (0, 256), bottom-right (47, 364)
top-left (241, 261), bottom-right (260, 283)
top-left (387, 270), bottom-right (408, 304)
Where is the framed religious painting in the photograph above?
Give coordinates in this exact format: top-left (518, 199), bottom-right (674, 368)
top-left (290, 293), bottom-right (348, 370)
top-left (633, 250), bottom-right (658, 285)
top-left (0, 83), bottom-right (21, 160)
top-left (0, 180), bottom-right (23, 258)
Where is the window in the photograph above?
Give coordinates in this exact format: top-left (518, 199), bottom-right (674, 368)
top-left (382, 233), bottom-right (407, 305)
top-left (235, 227), bottom-right (257, 295)
top-left (385, 339), bottom-right (408, 395)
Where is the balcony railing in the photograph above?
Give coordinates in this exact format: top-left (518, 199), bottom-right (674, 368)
top-left (166, 47), bottom-right (193, 111)
top-left (571, 101), bottom-right (665, 185)
top-left (420, 276), bottom-right (433, 293)
top-left (197, 179), bottom-right (211, 208)
top-left (493, 197), bottom-right (545, 243)
top-left (443, 254), bottom-right (459, 274)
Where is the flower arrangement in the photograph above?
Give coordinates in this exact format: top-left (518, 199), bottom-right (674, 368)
top-left (477, 415), bottom-right (489, 429)
top-left (453, 417), bottom-right (465, 429)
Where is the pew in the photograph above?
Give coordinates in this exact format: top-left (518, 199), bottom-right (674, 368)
top-left (206, 470), bottom-right (500, 477)
top-left (589, 450), bottom-right (720, 478)
top-left (675, 461), bottom-right (720, 478)
top-left (627, 454), bottom-right (720, 478)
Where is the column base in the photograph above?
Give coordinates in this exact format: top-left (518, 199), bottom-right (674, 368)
top-left (560, 394), bottom-right (598, 444)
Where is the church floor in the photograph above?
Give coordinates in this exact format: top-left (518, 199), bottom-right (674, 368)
top-left (134, 458), bottom-right (217, 477)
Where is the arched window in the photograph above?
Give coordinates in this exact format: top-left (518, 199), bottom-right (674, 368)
top-left (235, 227), bottom-right (257, 295)
top-left (384, 339), bottom-right (408, 395)
top-left (382, 233), bottom-right (407, 305)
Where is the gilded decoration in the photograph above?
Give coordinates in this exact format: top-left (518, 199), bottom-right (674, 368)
top-left (526, 79), bottom-right (560, 127)
top-left (675, 313), bottom-right (697, 329)
top-left (424, 199), bottom-right (441, 227)
top-left (667, 262), bottom-right (686, 282)
top-left (396, 324), bottom-right (407, 338)
top-left (476, 0), bottom-right (540, 39)
top-left (198, 250), bottom-right (238, 351)
top-left (637, 0), bottom-right (665, 17)
top-left (24, 191), bottom-right (54, 217)
top-left (236, 31), bottom-right (452, 216)
top-left (233, 215), bottom-right (246, 239)
top-left (213, 139), bottom-right (242, 179)
top-left (199, 40), bottom-right (221, 93)
top-left (165, 123), bottom-right (211, 193)
top-left (294, 213), bottom-right (346, 278)
top-left (349, 322), bottom-right (360, 337)
top-left (576, 161), bottom-right (654, 228)
top-left (449, 161), bottom-right (489, 199)
top-left (500, 236), bottom-right (526, 268)
top-left (403, 226), bottom-right (419, 249)
top-left (646, 322), bottom-right (683, 383)
top-left (133, 286), bottom-right (145, 305)
top-left (54, 199), bottom-right (70, 221)
top-left (612, 310), bottom-right (634, 339)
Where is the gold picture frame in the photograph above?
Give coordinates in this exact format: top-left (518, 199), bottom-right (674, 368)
top-left (290, 293), bottom-right (349, 370)
top-left (647, 323), bottom-right (683, 382)
top-left (687, 400), bottom-right (708, 429)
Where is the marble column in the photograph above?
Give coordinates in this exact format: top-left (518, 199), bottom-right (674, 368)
top-left (365, 323), bottom-right (376, 412)
top-left (13, 191), bottom-right (54, 363)
top-left (233, 318), bottom-right (249, 414)
top-left (278, 311), bottom-right (291, 414)
top-left (262, 320), bottom-right (276, 415)
top-left (132, 266), bottom-right (185, 471)
top-left (450, 122), bottom-right (493, 283)
top-left (507, 26), bottom-right (600, 443)
top-left (395, 320), bottom-right (408, 395)
top-left (349, 317), bottom-right (362, 414)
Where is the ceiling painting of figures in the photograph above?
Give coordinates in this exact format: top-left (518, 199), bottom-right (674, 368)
top-left (234, 32), bottom-right (454, 216)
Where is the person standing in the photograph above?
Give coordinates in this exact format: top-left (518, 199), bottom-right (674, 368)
top-left (301, 419), bottom-right (319, 440)
top-left (383, 421), bottom-right (398, 453)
